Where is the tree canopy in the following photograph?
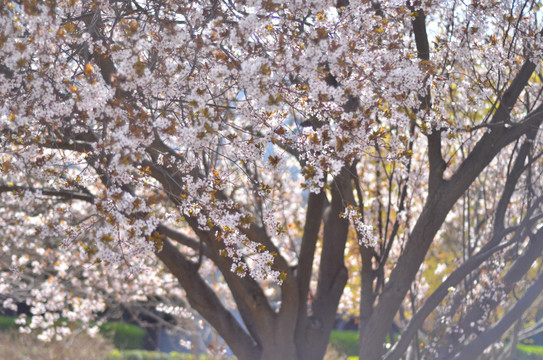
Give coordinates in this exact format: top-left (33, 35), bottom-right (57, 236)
top-left (1, 1), bottom-right (543, 359)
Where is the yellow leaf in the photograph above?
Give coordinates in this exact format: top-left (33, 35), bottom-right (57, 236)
top-left (84, 63), bottom-right (93, 76)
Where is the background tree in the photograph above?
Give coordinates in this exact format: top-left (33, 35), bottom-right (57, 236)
top-left (1, 1), bottom-right (543, 360)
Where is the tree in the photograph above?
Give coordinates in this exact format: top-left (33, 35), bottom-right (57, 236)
top-left (1, 0), bottom-right (543, 359)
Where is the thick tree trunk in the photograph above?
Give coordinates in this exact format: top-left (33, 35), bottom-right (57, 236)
top-left (260, 328), bottom-right (299, 360)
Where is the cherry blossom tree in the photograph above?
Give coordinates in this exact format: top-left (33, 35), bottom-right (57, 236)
top-left (1, 1), bottom-right (543, 359)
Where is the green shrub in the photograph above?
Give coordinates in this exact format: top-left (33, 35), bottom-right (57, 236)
top-left (0, 315), bottom-right (17, 331)
top-left (1, 317), bottom-right (147, 351)
top-left (517, 343), bottom-right (543, 359)
top-left (107, 349), bottom-right (123, 360)
top-left (330, 330), bottom-right (359, 357)
top-left (100, 322), bottom-right (146, 350)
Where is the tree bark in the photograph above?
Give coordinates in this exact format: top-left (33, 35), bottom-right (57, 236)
top-left (156, 239), bottom-right (261, 360)
top-left (363, 115), bottom-right (542, 360)
top-left (299, 169), bottom-right (352, 360)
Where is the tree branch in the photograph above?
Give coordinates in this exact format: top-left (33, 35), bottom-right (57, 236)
top-left (453, 247), bottom-right (543, 359)
top-left (360, 62), bottom-right (543, 360)
top-left (384, 233), bottom-right (514, 360)
top-left (156, 224), bottom-right (210, 257)
top-left (155, 238), bottom-right (261, 360)
top-left (0, 185), bottom-right (95, 203)
top-left (294, 191), bottom-right (326, 355)
top-left (301, 169), bottom-right (351, 360)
